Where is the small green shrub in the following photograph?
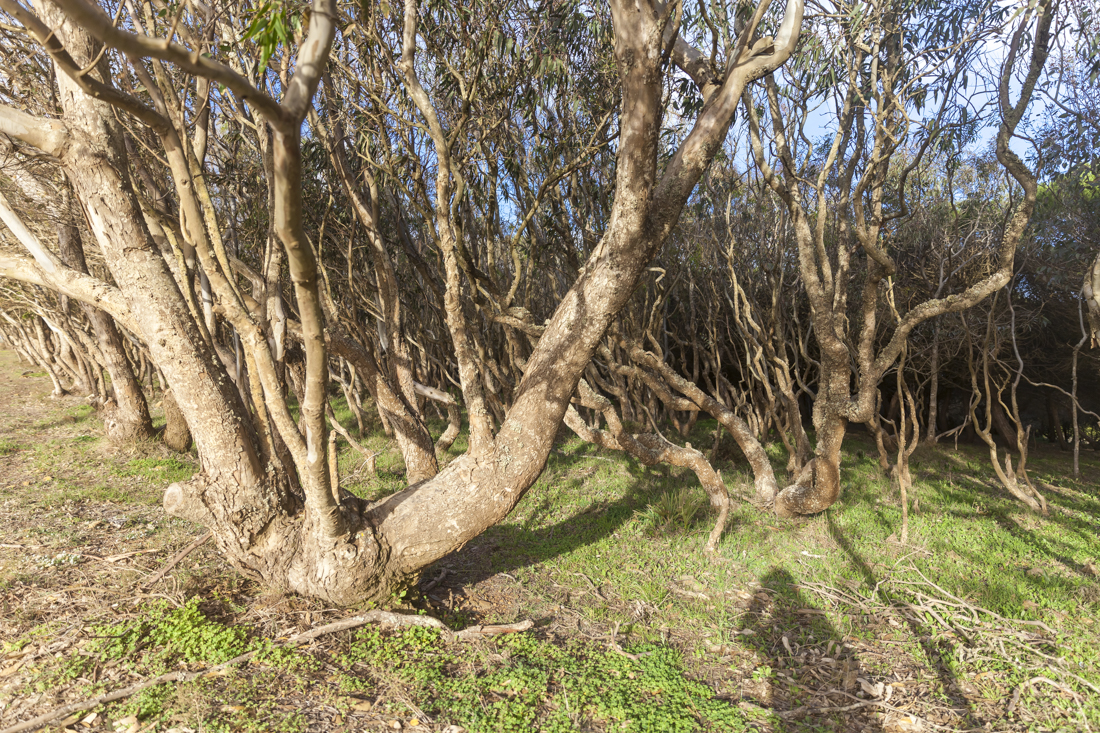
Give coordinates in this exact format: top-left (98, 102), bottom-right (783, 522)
top-left (337, 625), bottom-right (747, 731)
top-left (640, 488), bottom-right (707, 534)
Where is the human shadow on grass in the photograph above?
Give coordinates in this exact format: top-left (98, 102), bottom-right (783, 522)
top-left (826, 513), bottom-right (990, 730)
top-left (736, 567), bottom-right (884, 732)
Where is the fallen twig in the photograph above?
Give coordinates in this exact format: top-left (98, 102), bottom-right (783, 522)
top-left (605, 621), bottom-right (654, 661)
top-left (140, 532), bottom-right (213, 589)
top-left (907, 566), bottom-right (1056, 635)
top-left (421, 568), bottom-right (450, 593)
top-left (778, 699), bottom-right (885, 717)
top-left (668, 585), bottom-right (710, 601)
top-left (1007, 671), bottom-right (1089, 718)
top-left (573, 571), bottom-right (607, 600)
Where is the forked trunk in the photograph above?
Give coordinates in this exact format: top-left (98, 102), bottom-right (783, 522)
top-left (773, 348), bottom-right (846, 517)
top-left (6, 0), bottom-right (804, 604)
top-left (774, 413), bottom-right (843, 518)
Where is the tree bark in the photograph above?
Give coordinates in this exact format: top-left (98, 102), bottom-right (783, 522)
top-left (925, 318), bottom-right (941, 444)
top-left (22, 0), bottom-right (297, 575)
top-left (162, 389), bottom-right (193, 453)
top-left (622, 339), bottom-right (779, 502)
top-left (0, 0), bottom-right (802, 604)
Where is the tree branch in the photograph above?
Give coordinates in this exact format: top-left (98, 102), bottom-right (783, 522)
top-left (0, 252), bottom-right (138, 333)
top-left (0, 103), bottom-right (68, 156)
top-left (44, 0), bottom-right (288, 129)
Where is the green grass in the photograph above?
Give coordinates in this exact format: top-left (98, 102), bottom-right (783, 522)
top-left (6, 367), bottom-right (1099, 731)
top-left (23, 599), bottom-right (308, 732)
top-left (70, 403), bottom-right (95, 421)
top-left (30, 403), bottom-right (94, 430)
top-left (340, 625), bottom-right (750, 731)
top-left (465, 424), bottom-right (1100, 625)
top-left (395, 419), bottom-right (1099, 728)
top-left (0, 437), bottom-right (23, 455)
top-left (20, 600), bottom-right (752, 732)
top-left (112, 455), bottom-right (196, 484)
top-left (90, 597), bottom-right (255, 669)
top-left (327, 410), bottom-right (1100, 633)
top-left (4, 436), bottom-right (192, 506)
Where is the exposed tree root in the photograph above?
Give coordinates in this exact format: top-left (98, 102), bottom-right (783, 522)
top-left (773, 457), bottom-right (840, 518)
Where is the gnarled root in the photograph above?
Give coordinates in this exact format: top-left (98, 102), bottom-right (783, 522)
top-left (774, 457), bottom-right (840, 518)
top-left (164, 474), bottom-right (399, 604)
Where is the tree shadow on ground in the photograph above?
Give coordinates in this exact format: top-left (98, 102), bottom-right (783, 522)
top-left (426, 447), bottom-right (683, 589)
top-left (910, 457), bottom-right (1100, 583)
top-left (736, 566), bottom-right (885, 731)
top-left (835, 436), bottom-right (1100, 610)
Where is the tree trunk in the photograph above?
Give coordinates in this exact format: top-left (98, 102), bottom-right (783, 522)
top-left (774, 412), bottom-right (843, 518)
top-left (55, 197), bottom-right (155, 442)
top-left (925, 318), bottom-right (941, 444)
top-left (622, 340), bottom-right (779, 502)
top-left (1047, 394), bottom-right (1069, 451)
top-left (32, 1), bottom-right (299, 576)
top-left (162, 389), bottom-right (193, 453)
top-left (317, 119), bottom-right (439, 481)
top-left (1084, 250), bottom-right (1100, 347)
top-left (774, 341), bottom-right (846, 518)
top-left (2, 0), bottom-right (804, 604)
top-left (990, 397), bottom-right (1016, 451)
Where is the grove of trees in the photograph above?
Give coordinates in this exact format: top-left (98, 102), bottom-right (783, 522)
top-left (0, 0), bottom-right (1096, 603)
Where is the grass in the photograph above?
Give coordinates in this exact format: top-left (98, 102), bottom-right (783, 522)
top-left (481, 423), bottom-right (1100, 624)
top-left (334, 625), bottom-right (750, 732)
top-left (1, 348), bottom-right (1098, 731)
top-left (25, 603), bottom-right (748, 732)
top-left (212, 412), bottom-right (1100, 728)
top-left (112, 455), bottom-right (197, 484)
top-left (404, 420), bottom-right (1100, 729)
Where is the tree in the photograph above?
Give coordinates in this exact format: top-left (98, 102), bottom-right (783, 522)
top-left (0, 0), bottom-right (803, 602)
top-left (740, 0), bottom-right (1057, 516)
